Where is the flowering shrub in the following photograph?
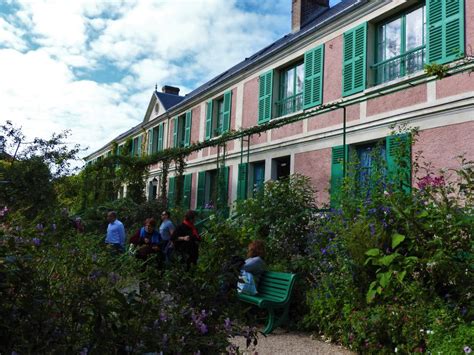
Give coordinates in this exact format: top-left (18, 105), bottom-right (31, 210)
top-left (0, 226), bottom-right (258, 354)
top-left (303, 131), bottom-right (473, 353)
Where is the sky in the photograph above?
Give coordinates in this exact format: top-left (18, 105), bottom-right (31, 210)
top-left (0, 0), bottom-right (341, 162)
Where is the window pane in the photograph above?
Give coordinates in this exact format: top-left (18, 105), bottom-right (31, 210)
top-left (296, 63), bottom-right (304, 94)
top-left (384, 18), bottom-right (401, 59)
top-left (286, 68), bottom-right (294, 97)
top-left (406, 7), bottom-right (424, 50)
top-left (406, 6), bottom-right (425, 74)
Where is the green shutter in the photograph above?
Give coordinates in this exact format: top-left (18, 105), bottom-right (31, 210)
top-left (218, 166), bottom-right (230, 208)
top-left (172, 117), bottom-right (178, 148)
top-left (222, 90), bottom-right (232, 133)
top-left (197, 171), bottom-right (206, 209)
top-left (184, 111), bottom-right (192, 147)
top-left (342, 22), bottom-right (367, 97)
top-left (237, 163), bottom-right (248, 200)
top-left (427, 0), bottom-right (464, 65)
top-left (168, 176), bottom-right (176, 208)
top-left (258, 70), bottom-right (273, 124)
top-left (137, 135), bottom-right (143, 156)
top-left (205, 100), bottom-right (213, 140)
top-left (158, 123), bottom-right (164, 151)
top-left (386, 134), bottom-right (412, 194)
top-left (131, 138), bottom-right (135, 157)
top-left (183, 173), bottom-right (192, 208)
top-left (148, 129), bottom-right (153, 155)
top-left (303, 44), bottom-right (324, 109)
top-left (330, 145), bottom-right (347, 207)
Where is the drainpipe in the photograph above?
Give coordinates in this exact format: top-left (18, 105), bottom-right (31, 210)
top-left (343, 106), bottom-right (347, 178)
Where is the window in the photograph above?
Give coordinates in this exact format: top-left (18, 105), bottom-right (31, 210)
top-left (206, 91), bottom-right (232, 139)
top-left (167, 174), bottom-right (192, 208)
top-left (214, 98), bottom-right (224, 136)
top-left (258, 45), bottom-right (323, 123)
top-left (277, 62), bottom-right (304, 117)
top-left (148, 123), bottom-right (164, 154)
top-left (173, 112), bottom-right (191, 148)
top-left (373, 5), bottom-right (426, 85)
top-left (271, 156), bottom-right (291, 180)
top-left (252, 161), bottom-right (265, 196)
top-left (355, 142), bottom-right (386, 188)
top-left (330, 134), bottom-right (411, 206)
top-left (131, 135), bottom-right (142, 157)
top-left (196, 167), bottom-right (229, 209)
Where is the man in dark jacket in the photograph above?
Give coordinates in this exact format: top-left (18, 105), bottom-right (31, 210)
top-left (171, 210), bottom-right (201, 270)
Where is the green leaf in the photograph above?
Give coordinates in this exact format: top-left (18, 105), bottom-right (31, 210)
top-left (417, 210), bottom-right (429, 218)
top-left (391, 233), bottom-right (405, 249)
top-left (396, 270), bottom-right (407, 283)
top-left (379, 253), bottom-right (400, 266)
top-left (379, 271), bottom-right (392, 288)
top-left (365, 248), bottom-right (380, 257)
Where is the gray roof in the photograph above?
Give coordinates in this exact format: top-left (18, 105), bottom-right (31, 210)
top-left (155, 91), bottom-right (185, 110)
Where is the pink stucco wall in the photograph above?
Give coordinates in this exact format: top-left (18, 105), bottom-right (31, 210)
top-left (188, 105), bottom-right (201, 161)
top-left (323, 35), bottom-right (343, 103)
top-left (466, 0), bottom-right (474, 51)
top-left (308, 104), bottom-right (359, 131)
top-left (294, 148), bottom-right (331, 205)
top-left (414, 121), bottom-right (474, 180)
top-left (271, 121), bottom-right (303, 140)
top-left (436, 72), bottom-right (474, 99)
top-left (367, 85), bottom-right (427, 116)
top-left (242, 77), bottom-right (267, 145)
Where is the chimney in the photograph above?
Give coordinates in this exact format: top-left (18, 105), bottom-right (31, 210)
top-left (161, 85), bottom-right (180, 95)
top-left (291, 0), bottom-right (329, 33)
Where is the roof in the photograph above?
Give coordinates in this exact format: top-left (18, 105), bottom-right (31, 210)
top-left (155, 91), bottom-right (185, 110)
top-left (175, 0), bottom-right (364, 108)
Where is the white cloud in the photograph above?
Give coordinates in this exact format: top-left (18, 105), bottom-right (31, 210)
top-left (0, 0), bottom-right (290, 162)
top-left (0, 17), bottom-right (26, 50)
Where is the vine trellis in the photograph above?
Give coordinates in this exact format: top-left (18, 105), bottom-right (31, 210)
top-left (82, 58), bottom-right (474, 209)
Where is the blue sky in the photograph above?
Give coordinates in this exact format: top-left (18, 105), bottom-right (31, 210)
top-left (0, 0), bottom-right (340, 160)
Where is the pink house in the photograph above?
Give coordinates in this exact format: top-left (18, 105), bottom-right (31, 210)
top-left (85, 0), bottom-right (474, 209)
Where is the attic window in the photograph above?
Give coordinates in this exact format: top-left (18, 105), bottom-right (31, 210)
top-left (155, 103), bottom-right (160, 113)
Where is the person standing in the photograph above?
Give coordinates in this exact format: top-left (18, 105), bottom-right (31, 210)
top-left (159, 210), bottom-right (175, 262)
top-left (105, 211), bottom-right (126, 253)
top-left (171, 210), bottom-right (201, 270)
top-left (130, 218), bottom-right (162, 263)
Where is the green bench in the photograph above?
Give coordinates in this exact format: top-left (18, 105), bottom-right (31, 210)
top-left (237, 271), bottom-right (297, 334)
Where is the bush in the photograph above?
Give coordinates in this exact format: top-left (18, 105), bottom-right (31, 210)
top-left (0, 227), bottom-right (257, 354)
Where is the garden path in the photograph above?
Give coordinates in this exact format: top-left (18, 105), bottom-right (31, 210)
top-left (232, 330), bottom-right (354, 354)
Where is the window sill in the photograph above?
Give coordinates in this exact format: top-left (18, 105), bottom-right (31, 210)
top-left (365, 70), bottom-right (427, 96)
top-left (271, 109), bottom-right (304, 122)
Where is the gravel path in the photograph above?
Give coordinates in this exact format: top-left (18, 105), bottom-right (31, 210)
top-left (232, 330), bottom-right (354, 355)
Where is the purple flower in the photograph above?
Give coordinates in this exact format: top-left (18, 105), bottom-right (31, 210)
top-left (224, 318), bottom-right (232, 332)
top-left (108, 272), bottom-right (120, 284)
top-left (464, 346), bottom-right (472, 354)
top-left (369, 223), bottom-right (376, 236)
top-left (321, 248), bottom-right (327, 255)
top-left (32, 238), bottom-right (41, 246)
top-left (160, 311), bottom-right (168, 322)
top-left (199, 323), bottom-right (208, 334)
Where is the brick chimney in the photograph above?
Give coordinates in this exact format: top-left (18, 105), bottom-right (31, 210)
top-left (291, 0), bottom-right (329, 33)
top-left (161, 85), bottom-right (180, 95)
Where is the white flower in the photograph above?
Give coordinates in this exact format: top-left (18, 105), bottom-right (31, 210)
top-left (395, 347), bottom-right (398, 353)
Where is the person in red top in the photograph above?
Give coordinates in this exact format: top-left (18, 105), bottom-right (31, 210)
top-left (171, 210), bottom-right (201, 270)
